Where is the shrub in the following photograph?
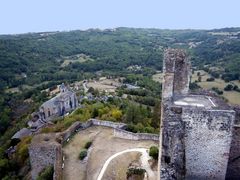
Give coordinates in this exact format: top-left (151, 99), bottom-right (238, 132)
top-left (189, 82), bottom-right (200, 90)
top-left (15, 136), bottom-right (32, 165)
top-left (212, 87), bottom-right (223, 95)
top-left (37, 166), bottom-right (54, 180)
top-left (224, 84), bottom-right (234, 91)
top-left (84, 141), bottom-right (92, 149)
top-left (127, 167), bottom-right (146, 178)
top-left (206, 77), bottom-right (215, 81)
top-left (149, 146), bottom-right (159, 160)
top-left (79, 149), bottom-right (87, 160)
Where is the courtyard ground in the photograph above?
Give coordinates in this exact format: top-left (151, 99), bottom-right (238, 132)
top-left (62, 126), bottom-right (158, 180)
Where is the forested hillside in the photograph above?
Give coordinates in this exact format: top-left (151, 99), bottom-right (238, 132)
top-left (1, 27), bottom-right (240, 90)
top-left (0, 27), bottom-right (240, 179)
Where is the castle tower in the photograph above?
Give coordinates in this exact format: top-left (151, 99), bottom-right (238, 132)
top-left (159, 49), bottom-right (235, 180)
top-left (162, 49), bottom-right (190, 100)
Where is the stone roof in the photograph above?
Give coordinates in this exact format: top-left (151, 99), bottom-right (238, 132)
top-left (40, 90), bottom-right (75, 108)
top-left (12, 128), bottom-right (32, 139)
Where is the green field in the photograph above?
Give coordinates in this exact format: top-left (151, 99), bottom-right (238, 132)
top-left (60, 53), bottom-right (94, 67)
top-left (192, 70), bottom-right (240, 105)
top-left (152, 72), bottom-right (163, 83)
top-left (152, 70), bottom-right (240, 105)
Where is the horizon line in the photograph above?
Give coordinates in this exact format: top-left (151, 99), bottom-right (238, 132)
top-left (1, 26), bottom-right (240, 36)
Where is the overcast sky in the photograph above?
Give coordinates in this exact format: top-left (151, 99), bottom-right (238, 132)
top-left (0, 0), bottom-right (239, 34)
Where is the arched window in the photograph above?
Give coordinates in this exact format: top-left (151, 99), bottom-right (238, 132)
top-left (48, 108), bottom-right (51, 117)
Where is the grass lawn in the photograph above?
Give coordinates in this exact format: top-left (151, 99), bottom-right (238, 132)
top-left (152, 72), bottom-right (163, 83)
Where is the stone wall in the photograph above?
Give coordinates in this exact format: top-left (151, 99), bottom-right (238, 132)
top-left (29, 134), bottom-right (62, 180)
top-left (90, 119), bottom-right (126, 129)
top-left (226, 106), bottom-right (240, 179)
top-left (113, 128), bottom-right (159, 141)
top-left (163, 49), bottom-right (190, 98)
top-left (160, 103), bottom-right (186, 180)
top-left (60, 121), bottom-right (81, 142)
top-left (173, 50), bottom-right (190, 96)
top-left (226, 126), bottom-right (240, 179)
top-left (182, 109), bottom-right (235, 180)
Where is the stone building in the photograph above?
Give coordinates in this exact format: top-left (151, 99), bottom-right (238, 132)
top-left (28, 83), bottom-right (78, 129)
top-left (39, 83), bottom-right (78, 119)
top-left (159, 49), bottom-right (235, 180)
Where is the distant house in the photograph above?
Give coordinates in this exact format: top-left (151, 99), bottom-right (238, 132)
top-left (124, 83), bottom-right (140, 89)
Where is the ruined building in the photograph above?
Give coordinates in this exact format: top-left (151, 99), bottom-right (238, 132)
top-left (159, 49), bottom-right (236, 179)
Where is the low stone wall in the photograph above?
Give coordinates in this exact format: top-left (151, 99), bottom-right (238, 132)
top-left (60, 121), bottom-right (82, 142)
top-left (114, 128), bottom-right (159, 141)
top-left (90, 119), bottom-right (126, 129)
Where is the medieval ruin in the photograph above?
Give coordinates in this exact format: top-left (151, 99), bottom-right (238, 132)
top-left (159, 49), bottom-right (238, 180)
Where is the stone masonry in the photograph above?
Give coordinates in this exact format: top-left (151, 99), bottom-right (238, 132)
top-left (159, 49), bottom-right (235, 180)
top-left (29, 133), bottom-right (62, 180)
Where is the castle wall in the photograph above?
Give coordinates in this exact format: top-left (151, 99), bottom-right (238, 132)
top-left (162, 74), bottom-right (174, 100)
top-left (173, 52), bottom-right (190, 96)
top-left (114, 128), bottom-right (159, 141)
top-left (90, 118), bottom-right (126, 129)
top-left (162, 49), bottom-right (190, 98)
top-left (226, 126), bottom-right (240, 179)
top-left (160, 103), bottom-right (185, 180)
top-left (182, 109), bottom-right (235, 180)
top-left (29, 136), bottom-right (62, 180)
top-left (60, 121), bottom-right (82, 142)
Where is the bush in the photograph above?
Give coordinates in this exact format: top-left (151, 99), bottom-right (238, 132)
top-left (149, 146), bottom-right (159, 160)
top-left (189, 82), bottom-right (200, 90)
top-left (84, 141), bottom-right (92, 149)
top-left (15, 136), bottom-right (32, 165)
top-left (224, 84), bottom-right (234, 91)
top-left (79, 149), bottom-right (87, 160)
top-left (127, 167), bottom-right (146, 178)
top-left (37, 166), bottom-right (54, 180)
top-left (212, 87), bottom-right (223, 95)
top-left (206, 77), bottom-right (215, 81)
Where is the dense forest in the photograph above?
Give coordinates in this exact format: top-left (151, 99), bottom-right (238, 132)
top-left (0, 27), bottom-right (240, 179)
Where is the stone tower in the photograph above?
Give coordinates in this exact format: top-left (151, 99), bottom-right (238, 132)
top-left (159, 49), bottom-right (235, 180)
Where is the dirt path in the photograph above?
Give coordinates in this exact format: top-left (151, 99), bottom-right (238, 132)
top-left (97, 148), bottom-right (155, 180)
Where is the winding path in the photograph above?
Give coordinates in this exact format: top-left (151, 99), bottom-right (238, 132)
top-left (97, 148), bottom-right (155, 180)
